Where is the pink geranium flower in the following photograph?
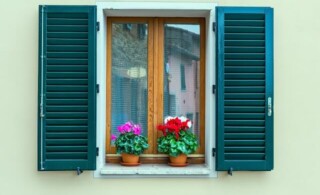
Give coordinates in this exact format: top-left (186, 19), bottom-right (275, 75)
top-left (111, 134), bottom-right (117, 141)
top-left (117, 121), bottom-right (143, 135)
top-left (117, 122), bottom-right (133, 133)
top-left (132, 124), bottom-right (142, 135)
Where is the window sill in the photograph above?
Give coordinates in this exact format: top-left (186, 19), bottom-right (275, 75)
top-left (98, 164), bottom-right (215, 177)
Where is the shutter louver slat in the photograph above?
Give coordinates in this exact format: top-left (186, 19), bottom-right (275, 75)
top-left (46, 153), bottom-right (88, 160)
top-left (46, 125), bottom-right (88, 132)
top-left (225, 20), bottom-right (265, 27)
top-left (225, 147), bottom-right (265, 153)
top-left (47, 59), bottom-right (88, 65)
top-left (216, 7), bottom-right (273, 171)
top-left (225, 54), bottom-right (265, 60)
top-left (48, 45), bottom-right (88, 52)
top-left (225, 80), bottom-right (265, 86)
top-left (47, 25), bottom-right (89, 32)
top-left (47, 79), bottom-right (88, 85)
top-left (47, 72), bottom-right (88, 78)
top-left (225, 27), bottom-right (265, 33)
top-left (225, 87), bottom-right (265, 93)
top-left (38, 5), bottom-right (96, 171)
top-left (47, 38), bottom-right (88, 45)
top-left (47, 53), bottom-right (89, 59)
top-left (225, 113), bottom-right (265, 119)
top-left (47, 12), bottom-right (88, 19)
top-left (225, 140), bottom-right (265, 146)
top-left (225, 133), bottom-right (265, 140)
top-left (225, 93), bottom-right (265, 99)
top-left (46, 139), bottom-right (88, 146)
top-left (46, 107), bottom-right (88, 113)
top-left (46, 132), bottom-right (88, 138)
top-left (48, 32), bottom-right (89, 39)
top-left (47, 92), bottom-right (88, 98)
top-left (46, 99), bottom-right (88, 105)
top-left (46, 112), bottom-right (88, 119)
top-left (225, 47), bottom-right (265, 53)
top-left (225, 60), bottom-right (265, 66)
top-left (46, 86), bottom-right (88, 92)
top-left (46, 146), bottom-right (88, 152)
top-left (47, 19), bottom-right (89, 25)
top-left (225, 126), bottom-right (265, 133)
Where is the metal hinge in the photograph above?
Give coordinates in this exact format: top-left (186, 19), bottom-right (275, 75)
top-left (212, 85), bottom-right (216, 94)
top-left (96, 22), bottom-right (100, 31)
top-left (212, 148), bottom-right (216, 157)
top-left (212, 22), bottom-right (216, 32)
top-left (96, 84), bottom-right (100, 93)
top-left (96, 147), bottom-right (99, 156)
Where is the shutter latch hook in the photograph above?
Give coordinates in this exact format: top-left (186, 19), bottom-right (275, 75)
top-left (228, 167), bottom-right (233, 176)
top-left (77, 167), bottom-right (83, 175)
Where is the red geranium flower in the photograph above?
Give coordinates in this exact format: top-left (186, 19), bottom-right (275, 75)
top-left (157, 116), bottom-right (192, 139)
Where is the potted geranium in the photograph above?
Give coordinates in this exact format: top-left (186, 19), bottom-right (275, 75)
top-left (111, 121), bottom-right (149, 166)
top-left (157, 116), bottom-right (199, 166)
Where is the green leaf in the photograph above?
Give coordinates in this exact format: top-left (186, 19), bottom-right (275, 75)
top-left (179, 130), bottom-right (186, 136)
top-left (134, 145), bottom-right (142, 151)
top-left (115, 133), bottom-right (149, 155)
top-left (169, 139), bottom-right (177, 148)
top-left (177, 141), bottom-right (187, 154)
top-left (169, 148), bottom-right (179, 156)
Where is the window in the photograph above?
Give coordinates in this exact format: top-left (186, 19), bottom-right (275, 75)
top-left (38, 3), bottom-right (274, 177)
top-left (105, 17), bottom-right (205, 164)
top-left (180, 64), bottom-right (186, 90)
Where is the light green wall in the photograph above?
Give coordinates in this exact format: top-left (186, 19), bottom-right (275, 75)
top-left (1, 0), bottom-right (320, 194)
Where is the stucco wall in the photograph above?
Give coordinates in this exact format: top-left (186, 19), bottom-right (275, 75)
top-left (1, 0), bottom-right (320, 194)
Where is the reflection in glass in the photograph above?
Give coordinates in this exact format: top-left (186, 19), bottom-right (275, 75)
top-left (163, 24), bottom-right (201, 141)
top-left (111, 23), bottom-right (148, 138)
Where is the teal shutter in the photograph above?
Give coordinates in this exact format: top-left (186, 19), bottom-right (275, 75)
top-left (38, 5), bottom-right (97, 171)
top-left (216, 7), bottom-right (273, 171)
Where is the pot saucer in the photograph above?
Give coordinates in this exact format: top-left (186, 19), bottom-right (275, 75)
top-left (120, 161), bottom-right (141, 166)
top-left (168, 162), bottom-right (189, 167)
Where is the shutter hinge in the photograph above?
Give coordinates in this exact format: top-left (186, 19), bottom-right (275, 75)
top-left (212, 22), bottom-right (216, 32)
top-left (96, 147), bottom-right (99, 156)
top-left (212, 148), bottom-right (216, 157)
top-left (96, 22), bottom-right (100, 31)
top-left (212, 85), bottom-right (216, 94)
top-left (96, 84), bottom-right (100, 93)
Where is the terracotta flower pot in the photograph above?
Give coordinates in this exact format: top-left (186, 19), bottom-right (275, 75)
top-left (169, 154), bottom-right (187, 165)
top-left (121, 153), bottom-right (139, 164)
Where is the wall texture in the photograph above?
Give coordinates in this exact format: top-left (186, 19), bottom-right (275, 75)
top-left (1, 0), bottom-right (320, 195)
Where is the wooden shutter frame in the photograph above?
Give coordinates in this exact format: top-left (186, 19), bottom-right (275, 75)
top-left (38, 5), bottom-right (97, 171)
top-left (216, 7), bottom-right (274, 171)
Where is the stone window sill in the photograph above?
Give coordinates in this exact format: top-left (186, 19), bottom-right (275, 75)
top-left (98, 164), bottom-right (214, 177)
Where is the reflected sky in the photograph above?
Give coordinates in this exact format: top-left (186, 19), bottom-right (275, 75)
top-left (166, 24), bottom-right (200, 35)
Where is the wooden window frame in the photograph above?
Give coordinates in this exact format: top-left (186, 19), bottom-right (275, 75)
top-left (106, 17), bottom-right (206, 164)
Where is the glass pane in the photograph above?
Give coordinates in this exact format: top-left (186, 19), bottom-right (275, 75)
top-left (111, 23), bottom-right (148, 138)
top-left (163, 24), bottom-right (201, 141)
